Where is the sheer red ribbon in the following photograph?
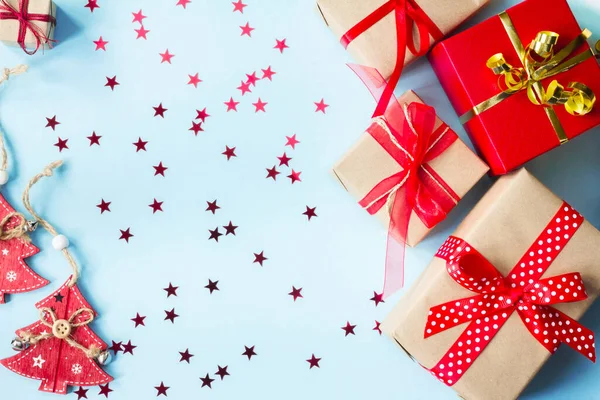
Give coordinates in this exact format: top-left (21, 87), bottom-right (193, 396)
top-left (341, 0), bottom-right (443, 118)
top-left (0, 0), bottom-right (56, 55)
top-left (424, 202), bottom-right (595, 386)
top-left (350, 64), bottom-right (459, 297)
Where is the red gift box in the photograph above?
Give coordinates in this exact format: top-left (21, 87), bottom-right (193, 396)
top-left (429, 0), bottom-right (600, 175)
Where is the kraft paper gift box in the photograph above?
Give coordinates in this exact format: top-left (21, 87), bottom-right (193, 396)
top-left (382, 169), bottom-right (600, 400)
top-left (0, 0), bottom-right (56, 51)
top-left (316, 0), bottom-right (490, 79)
top-left (332, 90), bottom-right (489, 247)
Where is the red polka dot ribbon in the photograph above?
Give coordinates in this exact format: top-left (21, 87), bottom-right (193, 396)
top-left (0, 0), bottom-right (56, 55)
top-left (425, 202), bottom-right (595, 386)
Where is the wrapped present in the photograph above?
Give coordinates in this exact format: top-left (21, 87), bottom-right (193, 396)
top-left (332, 89), bottom-right (488, 295)
top-left (0, 0), bottom-right (56, 55)
top-left (429, 0), bottom-right (600, 175)
top-left (382, 168), bottom-right (599, 400)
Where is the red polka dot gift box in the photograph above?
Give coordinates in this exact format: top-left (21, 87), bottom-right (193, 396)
top-left (382, 168), bottom-right (599, 400)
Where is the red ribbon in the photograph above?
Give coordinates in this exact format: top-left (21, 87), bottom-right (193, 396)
top-left (424, 202), bottom-right (596, 386)
top-left (341, 0), bottom-right (443, 118)
top-left (0, 0), bottom-right (56, 55)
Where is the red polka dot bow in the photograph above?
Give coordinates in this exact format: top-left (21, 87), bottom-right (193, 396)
top-left (424, 202), bottom-right (595, 386)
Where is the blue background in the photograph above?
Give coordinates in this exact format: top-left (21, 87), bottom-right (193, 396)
top-left (0, 0), bottom-right (599, 398)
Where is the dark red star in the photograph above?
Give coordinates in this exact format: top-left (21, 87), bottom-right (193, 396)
top-left (163, 283), bottom-right (179, 297)
top-left (153, 162), bottom-right (168, 176)
top-left (206, 200), bottom-right (220, 214)
top-left (314, 98), bottom-right (329, 113)
top-left (74, 386), bottom-right (89, 399)
top-left (224, 97), bottom-right (239, 112)
top-left (149, 198), bottom-right (164, 213)
top-left (237, 80), bottom-right (252, 95)
top-left (188, 73), bottom-right (202, 88)
top-left (131, 313), bottom-right (146, 327)
top-left (277, 152), bottom-right (291, 166)
top-left (179, 349), bottom-right (194, 363)
top-left (87, 131), bottom-right (102, 146)
top-left (303, 206), bottom-right (317, 220)
top-left (109, 341), bottom-right (123, 354)
top-left (200, 374), bottom-right (215, 388)
top-left (84, 0), bottom-right (99, 12)
top-left (98, 383), bottom-right (113, 398)
top-left (287, 169), bottom-right (302, 184)
top-left (261, 66), bottom-right (276, 80)
top-left (232, 0), bottom-right (246, 13)
top-left (245, 71), bottom-right (259, 86)
top-left (205, 279), bottom-right (219, 293)
top-left (153, 103), bottom-right (168, 117)
top-left (373, 320), bottom-right (382, 335)
top-left (208, 227), bottom-right (222, 242)
top-left (96, 199), bottom-right (111, 214)
top-left (222, 146), bottom-right (237, 160)
top-left (253, 251), bottom-right (267, 266)
top-left (105, 76), bottom-right (119, 90)
top-left (54, 137), bottom-right (68, 152)
top-left (265, 166), bottom-right (280, 180)
top-left (285, 134), bottom-right (300, 148)
top-left (252, 98), bottom-right (267, 112)
top-left (135, 26), bottom-right (150, 39)
top-left (195, 108), bottom-right (210, 122)
top-left (215, 365), bottom-right (230, 380)
top-left (133, 137), bottom-right (148, 152)
top-left (45, 115), bottom-right (60, 130)
top-left (164, 308), bottom-right (179, 323)
top-left (223, 221), bottom-right (238, 235)
top-left (289, 286), bottom-right (303, 301)
top-left (154, 382), bottom-right (169, 397)
top-left (370, 291), bottom-right (385, 306)
top-left (242, 345), bottom-right (256, 360)
top-left (122, 340), bottom-right (137, 355)
top-left (274, 38), bottom-right (289, 53)
top-left (240, 22), bottom-right (254, 37)
top-left (306, 354), bottom-right (321, 369)
top-left (119, 228), bottom-right (133, 243)
top-left (189, 121), bottom-right (203, 136)
top-left (341, 321), bottom-right (356, 336)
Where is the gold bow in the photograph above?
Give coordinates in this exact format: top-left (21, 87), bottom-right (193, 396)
top-left (460, 11), bottom-right (600, 144)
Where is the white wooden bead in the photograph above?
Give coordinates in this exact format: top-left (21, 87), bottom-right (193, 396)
top-left (0, 170), bottom-right (8, 185)
top-left (52, 235), bottom-right (69, 250)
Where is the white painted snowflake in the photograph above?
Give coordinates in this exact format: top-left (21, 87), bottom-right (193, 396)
top-left (6, 271), bottom-right (16, 282)
top-left (71, 364), bottom-right (82, 375)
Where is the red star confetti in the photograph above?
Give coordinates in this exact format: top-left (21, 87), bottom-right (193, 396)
top-left (314, 98), bottom-right (329, 113)
top-left (206, 200), bottom-right (220, 214)
top-left (200, 374), bottom-right (214, 388)
top-left (93, 36), bottom-right (108, 51)
top-left (164, 308), bottom-right (179, 323)
top-left (306, 354), bottom-right (321, 369)
top-left (122, 340), bottom-right (137, 355)
top-left (98, 384), bottom-right (113, 398)
top-left (289, 286), bottom-right (303, 301)
top-left (245, 72), bottom-right (259, 86)
top-left (252, 98), bottom-right (267, 112)
top-left (97, 199), bottom-right (111, 214)
top-left (240, 22), bottom-right (254, 37)
top-left (155, 382), bottom-right (169, 396)
top-left (133, 137), bottom-right (148, 152)
top-left (135, 26), bottom-right (150, 39)
top-left (149, 199), bottom-right (164, 213)
top-left (266, 166), bottom-right (280, 180)
top-left (54, 137), bottom-right (68, 152)
top-left (261, 66), bottom-right (276, 80)
top-left (45, 115), bottom-right (60, 130)
top-left (303, 206), bottom-right (317, 220)
top-left (84, 0), bottom-right (99, 12)
top-left (189, 121), bottom-right (203, 136)
top-left (153, 103), bottom-right (168, 117)
top-left (176, 0), bottom-right (191, 8)
top-left (196, 108), bottom-right (210, 121)
top-left (208, 227), bottom-right (222, 242)
top-left (224, 97), bottom-right (239, 112)
top-left (153, 162), bottom-right (168, 176)
top-left (232, 0), bottom-right (246, 13)
top-left (223, 221), bottom-right (238, 235)
top-left (131, 313), bottom-right (146, 327)
top-left (87, 131), bottom-right (101, 146)
top-left (105, 76), bottom-right (119, 90)
top-left (188, 73), bottom-right (202, 88)
top-left (242, 345), bottom-right (257, 360)
top-left (119, 228), bottom-right (134, 243)
top-left (373, 321), bottom-right (382, 335)
top-left (287, 169), bottom-right (302, 184)
top-left (164, 283), bottom-right (178, 297)
top-left (132, 9), bottom-right (146, 24)
top-left (277, 152), bottom-right (291, 166)
top-left (74, 387), bottom-right (89, 399)
top-left (222, 146), bottom-right (237, 160)
top-left (159, 49), bottom-right (175, 64)
top-left (179, 349), bottom-right (194, 363)
top-left (341, 322), bottom-right (357, 336)
top-left (370, 291), bottom-right (384, 306)
top-left (205, 279), bottom-right (219, 293)
top-left (215, 365), bottom-right (230, 380)
top-left (274, 38), bottom-right (289, 53)
top-left (237, 80), bottom-right (252, 95)
top-left (109, 341), bottom-right (123, 354)
top-left (253, 251), bottom-right (267, 266)
top-left (285, 134), bottom-right (300, 149)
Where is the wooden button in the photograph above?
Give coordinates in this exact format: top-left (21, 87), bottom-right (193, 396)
top-left (52, 319), bottom-right (71, 339)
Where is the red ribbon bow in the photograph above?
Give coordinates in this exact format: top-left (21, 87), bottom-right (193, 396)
top-left (424, 202), bottom-right (595, 386)
top-left (341, 0), bottom-right (443, 118)
top-left (0, 0), bottom-right (55, 55)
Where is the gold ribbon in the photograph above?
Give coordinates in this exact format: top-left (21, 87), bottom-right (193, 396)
top-left (460, 11), bottom-right (600, 144)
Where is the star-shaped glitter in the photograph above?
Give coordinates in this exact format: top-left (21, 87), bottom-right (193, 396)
top-left (164, 283), bottom-right (179, 297)
top-left (109, 341), bottom-right (123, 354)
top-left (289, 286), bottom-right (303, 301)
top-left (303, 206), bottom-right (317, 220)
top-left (54, 292), bottom-right (64, 302)
top-left (253, 251), bottom-right (267, 266)
top-left (314, 98), bottom-right (329, 113)
top-left (306, 354), bottom-right (321, 369)
top-left (223, 221), bottom-right (238, 235)
top-left (287, 169), bottom-right (302, 184)
top-left (135, 26), bottom-right (150, 39)
top-left (179, 349), bottom-right (194, 363)
top-left (119, 228), bottom-right (133, 242)
top-left (84, 0), bottom-right (99, 12)
top-left (159, 49), bottom-right (175, 64)
top-left (224, 97), bottom-right (239, 112)
top-left (132, 9), bottom-right (146, 24)
top-left (93, 36), bottom-right (108, 51)
top-left (240, 22), bottom-right (254, 37)
top-left (154, 382), bottom-right (169, 396)
top-left (87, 131), bottom-right (102, 146)
top-left (188, 73), bottom-right (202, 88)
top-left (133, 137), bottom-right (148, 152)
top-left (245, 72), bottom-right (259, 86)
top-left (266, 166), bottom-right (280, 180)
top-left (274, 38), bottom-right (289, 53)
top-left (196, 108), bottom-right (210, 122)
top-left (153, 103), bottom-right (168, 117)
top-left (97, 199), bottom-right (111, 214)
top-left (215, 365), bottom-right (230, 380)
top-left (149, 199), bottom-right (164, 213)
top-left (277, 152), bottom-right (291, 166)
top-left (122, 340), bottom-right (137, 355)
top-left (164, 308), bottom-right (179, 323)
top-left (74, 387), bottom-right (89, 399)
top-left (200, 373), bottom-right (215, 388)
top-left (237, 80), bottom-right (252, 95)
top-left (222, 146), bottom-right (237, 160)
top-left (45, 115), bottom-right (60, 130)
top-left (189, 121), bottom-right (203, 136)
top-left (285, 134), bottom-right (300, 148)
top-left (252, 98), bottom-right (267, 112)
top-left (370, 291), bottom-right (384, 306)
top-left (131, 313), bottom-right (146, 327)
top-left (98, 383), bottom-right (112, 398)
top-left (153, 162), bottom-right (168, 176)
top-left (208, 227), bottom-right (222, 242)
top-left (341, 321), bottom-right (356, 336)
top-left (105, 76), bottom-right (119, 90)
top-left (242, 345), bottom-right (257, 360)
top-left (373, 320), bottom-right (382, 335)
top-left (54, 137), bottom-right (68, 152)
top-left (232, 0), bottom-right (246, 13)
top-left (205, 279), bottom-right (219, 293)
top-left (206, 200), bottom-right (220, 214)
top-left (261, 66), bottom-right (276, 80)
top-left (176, 0), bottom-right (191, 8)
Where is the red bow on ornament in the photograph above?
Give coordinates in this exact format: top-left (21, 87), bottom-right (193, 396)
top-left (424, 202), bottom-right (596, 386)
top-left (0, 0), bottom-right (55, 55)
top-left (342, 0), bottom-right (443, 117)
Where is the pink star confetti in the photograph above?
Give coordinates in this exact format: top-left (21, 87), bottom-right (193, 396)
top-left (135, 26), bottom-right (150, 39)
top-left (93, 36), bottom-right (108, 51)
top-left (285, 134), bottom-right (300, 149)
top-left (314, 98), bottom-right (329, 113)
top-left (159, 49), bottom-right (175, 64)
top-left (252, 98), bottom-right (267, 113)
top-left (240, 22), bottom-right (254, 37)
top-left (274, 38), bottom-right (289, 53)
top-left (188, 73), bottom-right (202, 88)
top-left (176, 0), bottom-right (191, 8)
top-left (232, 0), bottom-right (247, 13)
top-left (261, 66), bottom-right (276, 80)
top-left (224, 97), bottom-right (239, 112)
top-left (132, 9), bottom-right (147, 24)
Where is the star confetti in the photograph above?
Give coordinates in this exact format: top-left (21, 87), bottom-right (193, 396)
top-left (96, 199), bottom-right (111, 214)
top-left (206, 200), bottom-right (220, 214)
top-left (84, 0), bottom-right (99, 12)
top-left (188, 73), bottom-right (202, 88)
top-left (179, 349), bottom-right (194, 363)
top-left (109, 341), bottom-right (123, 354)
top-left (232, 0), bottom-right (246, 13)
top-left (277, 153), bottom-right (291, 166)
top-left (205, 279), bottom-right (219, 293)
top-left (189, 121), bottom-right (203, 136)
top-left (341, 322), bottom-right (356, 336)
top-left (132, 9), bottom-right (146, 24)
top-left (306, 354), bottom-right (321, 369)
top-left (164, 308), bottom-right (179, 323)
top-left (196, 108), bottom-right (211, 121)
top-left (237, 80), bottom-right (252, 95)
top-left (224, 97), bottom-right (239, 112)
top-left (215, 365), bottom-right (230, 380)
top-left (253, 251), bottom-right (267, 266)
top-left (45, 115), bottom-right (60, 130)
top-left (200, 374), bottom-right (215, 388)
top-left (240, 22), bottom-right (254, 37)
top-left (164, 283), bottom-right (179, 297)
top-left (208, 227), bottom-right (223, 242)
top-left (87, 131), bottom-right (102, 146)
top-left (122, 340), bottom-right (137, 355)
top-left (242, 345), bottom-right (257, 360)
top-left (135, 26), bottom-right (150, 39)
top-left (287, 169), bottom-right (302, 184)
top-left (159, 49), bottom-right (175, 64)
top-left (93, 36), bottom-right (108, 51)
top-left (314, 98), bottom-right (329, 113)
top-left (223, 221), bottom-right (238, 235)
top-left (285, 134), bottom-right (300, 149)
top-left (119, 228), bottom-right (134, 242)
top-left (74, 387), bottom-right (89, 399)
top-left (149, 199), bottom-right (164, 213)
top-left (133, 137), bottom-right (148, 152)
top-left (105, 76), bottom-right (119, 90)
top-left (153, 162), bottom-right (168, 176)
top-left (289, 286), bottom-right (303, 301)
top-left (222, 146), bottom-right (237, 160)
top-left (54, 137), bottom-right (68, 152)
top-left (153, 103), bottom-right (168, 117)
top-left (176, 0), bottom-right (191, 8)
top-left (155, 382), bottom-right (169, 396)
top-left (303, 206), bottom-right (317, 220)
top-left (274, 38), bottom-right (289, 53)
top-left (370, 291), bottom-right (384, 306)
top-left (252, 98), bottom-right (267, 113)
top-left (266, 166), bottom-right (280, 180)
top-left (98, 383), bottom-right (113, 398)
top-left (131, 313), bottom-right (146, 327)
top-left (373, 321), bottom-right (382, 335)
top-left (245, 72), bottom-right (259, 86)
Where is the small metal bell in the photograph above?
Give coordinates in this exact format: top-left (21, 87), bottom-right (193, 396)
top-left (96, 350), bottom-right (111, 366)
top-left (25, 220), bottom-right (38, 232)
top-left (10, 337), bottom-right (29, 351)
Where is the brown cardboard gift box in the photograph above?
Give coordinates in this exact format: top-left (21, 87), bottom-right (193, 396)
top-left (382, 169), bottom-right (600, 400)
top-left (332, 90), bottom-right (489, 246)
top-left (0, 0), bottom-right (56, 49)
top-left (316, 0), bottom-right (489, 79)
